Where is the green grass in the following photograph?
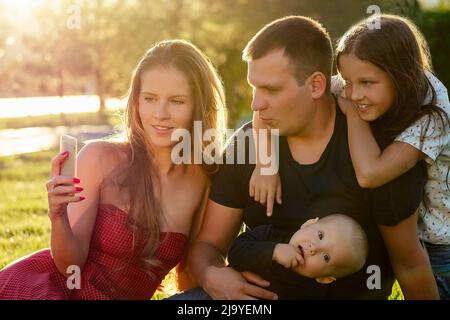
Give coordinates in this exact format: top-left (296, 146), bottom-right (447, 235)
top-left (0, 148), bottom-right (403, 299)
top-left (389, 281), bottom-right (404, 300)
top-left (0, 150), bottom-right (54, 269)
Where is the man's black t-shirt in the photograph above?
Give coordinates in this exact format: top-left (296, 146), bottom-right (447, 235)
top-left (210, 105), bottom-right (426, 299)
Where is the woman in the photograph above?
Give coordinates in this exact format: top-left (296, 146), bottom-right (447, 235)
top-left (0, 39), bottom-right (227, 299)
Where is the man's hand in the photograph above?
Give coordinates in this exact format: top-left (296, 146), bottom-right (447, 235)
top-left (203, 266), bottom-right (278, 300)
top-left (273, 244), bottom-right (304, 269)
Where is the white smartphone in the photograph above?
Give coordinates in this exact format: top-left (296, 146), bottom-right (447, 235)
top-left (60, 134), bottom-right (77, 177)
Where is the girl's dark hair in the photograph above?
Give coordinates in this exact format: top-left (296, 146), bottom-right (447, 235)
top-left (336, 14), bottom-right (449, 149)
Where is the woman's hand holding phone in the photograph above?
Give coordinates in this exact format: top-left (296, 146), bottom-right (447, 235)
top-left (46, 136), bottom-right (84, 221)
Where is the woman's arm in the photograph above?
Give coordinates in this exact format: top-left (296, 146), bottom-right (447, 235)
top-left (341, 97), bottom-right (422, 188)
top-left (177, 184), bottom-right (210, 290)
top-left (49, 142), bottom-right (104, 276)
top-left (377, 211), bottom-right (439, 299)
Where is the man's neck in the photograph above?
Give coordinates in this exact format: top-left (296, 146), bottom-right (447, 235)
top-left (287, 94), bottom-right (336, 165)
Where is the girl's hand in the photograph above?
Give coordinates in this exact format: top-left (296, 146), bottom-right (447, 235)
top-left (46, 151), bottom-right (85, 221)
top-left (337, 96), bottom-right (355, 115)
top-left (249, 165), bottom-right (282, 217)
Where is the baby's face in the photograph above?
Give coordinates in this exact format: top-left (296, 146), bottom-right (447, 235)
top-left (288, 218), bottom-right (353, 279)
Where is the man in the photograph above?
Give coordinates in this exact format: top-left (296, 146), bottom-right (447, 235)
top-left (186, 16), bottom-right (437, 299)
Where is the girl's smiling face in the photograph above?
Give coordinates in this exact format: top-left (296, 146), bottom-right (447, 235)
top-left (338, 53), bottom-right (397, 121)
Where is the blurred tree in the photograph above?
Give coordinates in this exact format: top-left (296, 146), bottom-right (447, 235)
top-left (0, 2), bottom-right (15, 96)
top-left (0, 3), bottom-right (6, 92)
top-left (383, 0), bottom-right (421, 18)
top-left (186, 0), bottom-right (412, 125)
top-left (417, 8), bottom-right (450, 89)
top-left (76, 0), bottom-right (126, 117)
top-left (20, 0), bottom-right (129, 116)
top-left (3, 0), bottom-right (448, 126)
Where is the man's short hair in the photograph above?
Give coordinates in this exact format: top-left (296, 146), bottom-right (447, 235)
top-left (243, 16), bottom-right (333, 91)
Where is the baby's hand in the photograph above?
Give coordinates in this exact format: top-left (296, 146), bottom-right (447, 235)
top-left (249, 165), bottom-right (282, 217)
top-left (273, 244), bottom-right (304, 269)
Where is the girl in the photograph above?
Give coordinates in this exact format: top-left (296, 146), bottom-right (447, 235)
top-left (251, 14), bottom-right (449, 299)
top-left (0, 40), bottom-right (227, 299)
top-left (336, 14), bottom-right (449, 299)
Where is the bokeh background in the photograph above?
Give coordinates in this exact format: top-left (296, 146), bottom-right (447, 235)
top-left (1, 0), bottom-right (449, 127)
top-left (0, 0), bottom-right (449, 299)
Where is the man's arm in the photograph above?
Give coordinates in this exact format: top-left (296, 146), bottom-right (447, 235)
top-left (378, 211), bottom-right (439, 300)
top-left (188, 199), bottom-right (278, 300)
top-left (367, 159), bottom-right (438, 299)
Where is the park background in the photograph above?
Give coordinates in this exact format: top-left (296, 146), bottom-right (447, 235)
top-left (0, 0), bottom-right (449, 299)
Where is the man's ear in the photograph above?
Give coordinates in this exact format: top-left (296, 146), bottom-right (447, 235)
top-left (307, 72), bottom-right (327, 99)
top-left (300, 217), bottom-right (319, 229)
top-left (315, 276), bottom-right (336, 284)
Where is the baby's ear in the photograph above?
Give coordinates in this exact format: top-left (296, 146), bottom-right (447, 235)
top-left (315, 276), bottom-right (336, 284)
top-left (300, 217), bottom-right (319, 229)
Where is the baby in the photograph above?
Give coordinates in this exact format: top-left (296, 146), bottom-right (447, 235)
top-left (228, 214), bottom-right (369, 298)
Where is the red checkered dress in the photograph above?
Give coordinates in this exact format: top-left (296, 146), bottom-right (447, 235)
top-left (0, 204), bottom-right (188, 300)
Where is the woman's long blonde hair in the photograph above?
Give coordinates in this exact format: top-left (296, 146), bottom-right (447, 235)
top-left (122, 39), bottom-right (227, 271)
